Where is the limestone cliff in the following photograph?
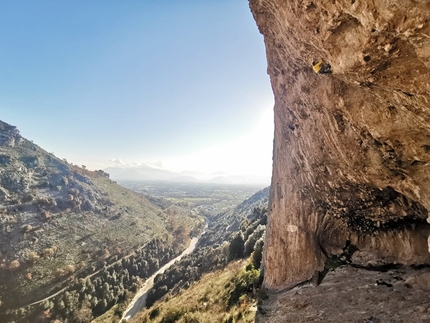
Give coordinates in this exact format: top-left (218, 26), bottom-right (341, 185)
top-left (250, 0), bottom-right (430, 289)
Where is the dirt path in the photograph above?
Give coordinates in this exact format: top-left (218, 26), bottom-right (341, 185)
top-left (256, 266), bottom-right (430, 323)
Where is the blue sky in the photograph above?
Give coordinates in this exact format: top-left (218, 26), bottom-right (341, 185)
top-left (1, 1), bottom-right (274, 178)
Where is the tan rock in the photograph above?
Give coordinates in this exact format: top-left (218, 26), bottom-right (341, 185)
top-left (250, 0), bottom-right (430, 289)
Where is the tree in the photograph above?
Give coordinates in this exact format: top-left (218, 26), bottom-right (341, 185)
top-left (228, 232), bottom-right (245, 260)
top-left (252, 237), bottom-right (264, 269)
top-left (244, 225), bottom-right (265, 257)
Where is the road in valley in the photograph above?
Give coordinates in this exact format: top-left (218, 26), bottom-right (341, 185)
top-left (121, 236), bottom-right (200, 321)
top-left (121, 215), bottom-right (208, 321)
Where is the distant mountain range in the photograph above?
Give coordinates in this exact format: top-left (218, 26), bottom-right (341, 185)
top-left (104, 164), bottom-right (270, 185)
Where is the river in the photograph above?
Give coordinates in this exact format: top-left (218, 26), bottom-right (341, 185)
top-left (121, 219), bottom-right (207, 321)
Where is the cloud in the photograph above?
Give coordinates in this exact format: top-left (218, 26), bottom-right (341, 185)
top-left (146, 160), bottom-right (163, 168)
top-left (105, 158), bottom-right (165, 170)
top-left (109, 158), bottom-right (125, 166)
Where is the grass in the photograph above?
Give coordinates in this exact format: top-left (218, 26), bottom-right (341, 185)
top-left (91, 303), bottom-right (125, 323)
top-left (128, 260), bottom-right (257, 323)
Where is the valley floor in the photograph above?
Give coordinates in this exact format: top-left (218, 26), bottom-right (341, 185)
top-left (256, 266), bottom-right (430, 323)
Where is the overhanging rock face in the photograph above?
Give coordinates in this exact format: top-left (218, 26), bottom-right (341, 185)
top-left (249, 0), bottom-right (430, 289)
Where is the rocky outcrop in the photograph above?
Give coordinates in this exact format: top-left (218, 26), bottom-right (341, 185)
top-left (0, 121), bottom-right (21, 148)
top-left (256, 266), bottom-right (430, 323)
top-left (250, 0), bottom-right (430, 289)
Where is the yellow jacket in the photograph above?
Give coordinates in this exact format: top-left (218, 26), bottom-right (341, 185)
top-left (312, 60), bottom-right (323, 73)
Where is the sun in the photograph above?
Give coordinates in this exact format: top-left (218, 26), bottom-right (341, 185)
top-left (164, 105), bottom-right (274, 177)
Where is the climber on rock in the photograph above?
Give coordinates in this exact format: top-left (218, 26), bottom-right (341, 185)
top-left (312, 59), bottom-right (332, 74)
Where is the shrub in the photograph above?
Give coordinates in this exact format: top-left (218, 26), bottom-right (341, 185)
top-left (33, 196), bottom-right (57, 208)
top-left (72, 304), bottom-right (93, 323)
top-left (28, 251), bottom-right (40, 262)
top-left (149, 307), bottom-right (160, 320)
top-left (114, 302), bottom-right (127, 317)
top-left (243, 225), bottom-right (265, 257)
top-left (161, 308), bottom-right (184, 323)
top-left (21, 224), bottom-right (33, 233)
top-left (43, 248), bottom-right (55, 257)
top-left (9, 260), bottom-right (20, 270)
top-left (69, 188), bottom-right (80, 196)
top-left (56, 268), bottom-right (65, 277)
top-left (228, 232), bottom-right (244, 260)
top-left (252, 237), bottom-right (264, 269)
top-left (182, 313), bottom-right (201, 323)
top-left (41, 210), bottom-right (51, 221)
top-left (64, 265), bottom-right (76, 275)
top-left (228, 265), bottom-right (260, 306)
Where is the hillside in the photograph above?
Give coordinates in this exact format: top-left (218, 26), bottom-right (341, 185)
top-left (198, 186), bottom-right (269, 247)
top-left (129, 260), bottom-right (256, 323)
top-left (124, 188), bottom-right (270, 323)
top-left (89, 186), bottom-right (269, 323)
top-left (0, 121), bottom-right (201, 322)
top-left (104, 166), bottom-right (270, 186)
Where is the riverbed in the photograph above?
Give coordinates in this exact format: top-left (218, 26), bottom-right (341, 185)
top-left (121, 225), bottom-right (205, 320)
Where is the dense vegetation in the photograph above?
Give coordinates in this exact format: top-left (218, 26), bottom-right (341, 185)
top-left (91, 187), bottom-right (269, 323)
top-left (6, 235), bottom-right (190, 323)
top-left (130, 260), bottom-right (260, 323)
top-left (126, 204), bottom-right (268, 323)
top-left (144, 205), bottom-right (268, 309)
top-left (7, 190), bottom-right (268, 322)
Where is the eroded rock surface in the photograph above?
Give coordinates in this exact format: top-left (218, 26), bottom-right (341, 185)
top-left (0, 121), bottom-right (21, 148)
top-left (256, 266), bottom-right (430, 323)
top-left (249, 0), bottom-right (430, 289)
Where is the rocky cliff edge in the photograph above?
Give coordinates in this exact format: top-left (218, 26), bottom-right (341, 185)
top-left (250, 0), bottom-right (430, 289)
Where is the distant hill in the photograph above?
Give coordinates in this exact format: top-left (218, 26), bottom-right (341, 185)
top-left (169, 175), bottom-right (199, 182)
top-left (198, 186), bottom-right (269, 247)
top-left (105, 165), bottom-right (270, 186)
top-left (104, 164), bottom-right (176, 182)
top-left (0, 120), bottom-right (199, 319)
top-left (207, 175), bottom-right (270, 185)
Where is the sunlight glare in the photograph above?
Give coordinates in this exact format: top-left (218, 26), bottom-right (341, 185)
top-left (164, 104), bottom-right (274, 177)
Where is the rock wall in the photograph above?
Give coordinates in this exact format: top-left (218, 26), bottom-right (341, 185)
top-left (249, 0), bottom-right (430, 289)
